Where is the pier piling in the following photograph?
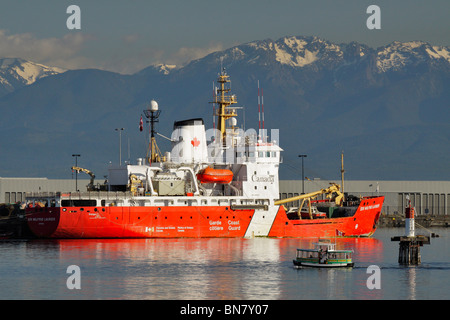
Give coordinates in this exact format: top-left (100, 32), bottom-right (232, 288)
top-left (391, 196), bottom-right (430, 265)
top-left (391, 235), bottom-right (430, 265)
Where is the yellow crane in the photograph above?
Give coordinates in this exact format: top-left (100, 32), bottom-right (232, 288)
top-left (71, 166), bottom-right (96, 191)
top-left (274, 183), bottom-right (344, 219)
top-left (129, 174), bottom-right (144, 196)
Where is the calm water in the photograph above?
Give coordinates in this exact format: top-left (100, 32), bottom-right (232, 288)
top-left (1, 228), bottom-right (449, 300)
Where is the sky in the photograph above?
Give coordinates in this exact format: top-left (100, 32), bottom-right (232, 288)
top-left (0, 0), bottom-right (449, 74)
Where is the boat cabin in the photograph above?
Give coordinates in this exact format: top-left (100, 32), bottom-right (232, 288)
top-left (294, 239), bottom-right (354, 268)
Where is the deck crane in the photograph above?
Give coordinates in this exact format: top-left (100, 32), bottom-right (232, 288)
top-left (274, 183), bottom-right (344, 219)
top-left (71, 166), bottom-right (97, 191)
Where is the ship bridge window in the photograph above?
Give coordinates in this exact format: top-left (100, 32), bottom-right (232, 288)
top-left (61, 200), bottom-right (97, 207)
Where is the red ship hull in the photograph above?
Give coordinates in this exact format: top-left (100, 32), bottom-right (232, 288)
top-left (270, 196), bottom-right (384, 237)
top-left (26, 196), bottom-right (384, 238)
top-left (27, 205), bottom-right (253, 238)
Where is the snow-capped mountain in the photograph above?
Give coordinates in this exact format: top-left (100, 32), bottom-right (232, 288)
top-left (245, 36), bottom-right (352, 68)
top-left (0, 35), bottom-right (449, 180)
top-left (189, 36), bottom-right (352, 70)
top-left (0, 58), bottom-right (66, 96)
top-left (376, 41), bottom-right (450, 72)
top-left (191, 36), bottom-right (449, 74)
top-left (135, 63), bottom-right (178, 77)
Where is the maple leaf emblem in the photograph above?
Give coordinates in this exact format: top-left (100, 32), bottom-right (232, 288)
top-left (191, 137), bottom-right (200, 147)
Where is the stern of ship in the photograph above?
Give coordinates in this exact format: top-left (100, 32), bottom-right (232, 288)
top-left (26, 206), bottom-right (60, 238)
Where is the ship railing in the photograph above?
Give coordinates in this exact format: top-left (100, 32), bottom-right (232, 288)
top-left (25, 191), bottom-right (60, 199)
top-left (59, 191), bottom-right (133, 200)
top-left (25, 191), bottom-right (134, 200)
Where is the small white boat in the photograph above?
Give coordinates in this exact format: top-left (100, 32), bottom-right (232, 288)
top-left (293, 239), bottom-right (354, 268)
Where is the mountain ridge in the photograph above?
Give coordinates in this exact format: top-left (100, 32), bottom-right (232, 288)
top-left (0, 35), bottom-right (449, 181)
top-left (0, 58), bottom-right (66, 97)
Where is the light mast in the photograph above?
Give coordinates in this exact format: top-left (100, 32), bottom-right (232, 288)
top-left (143, 100), bottom-right (163, 164)
top-left (211, 69), bottom-right (237, 144)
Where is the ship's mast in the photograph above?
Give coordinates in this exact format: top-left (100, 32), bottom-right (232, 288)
top-left (341, 151), bottom-right (345, 202)
top-left (212, 69), bottom-right (237, 144)
top-left (144, 100), bottom-right (163, 164)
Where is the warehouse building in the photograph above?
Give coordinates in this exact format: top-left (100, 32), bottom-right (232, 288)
top-left (1, 177), bottom-right (449, 216)
top-left (0, 177), bottom-right (91, 204)
top-left (279, 179), bottom-right (450, 216)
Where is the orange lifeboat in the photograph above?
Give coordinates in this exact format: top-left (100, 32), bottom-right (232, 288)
top-left (196, 167), bottom-right (233, 184)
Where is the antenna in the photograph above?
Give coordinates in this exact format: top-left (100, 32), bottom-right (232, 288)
top-left (257, 81), bottom-right (266, 142)
top-left (143, 100), bottom-right (163, 164)
top-left (341, 151), bottom-right (345, 202)
top-left (212, 81), bottom-right (216, 132)
top-left (257, 80), bottom-right (261, 133)
top-left (261, 87), bottom-right (265, 142)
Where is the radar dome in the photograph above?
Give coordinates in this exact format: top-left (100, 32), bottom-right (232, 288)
top-left (149, 100), bottom-right (158, 112)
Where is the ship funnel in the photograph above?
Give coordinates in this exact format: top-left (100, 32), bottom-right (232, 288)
top-left (171, 118), bottom-right (208, 163)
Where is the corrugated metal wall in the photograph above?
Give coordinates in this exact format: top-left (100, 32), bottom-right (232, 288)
top-left (279, 180), bottom-right (450, 215)
top-left (0, 178), bottom-right (91, 203)
top-left (1, 178), bottom-right (449, 215)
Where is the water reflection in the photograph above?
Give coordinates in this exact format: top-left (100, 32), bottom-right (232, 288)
top-left (42, 236), bottom-right (383, 299)
top-left (44, 238), bottom-right (286, 299)
top-left (12, 230), bottom-right (450, 300)
top-left (407, 267), bottom-right (417, 300)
